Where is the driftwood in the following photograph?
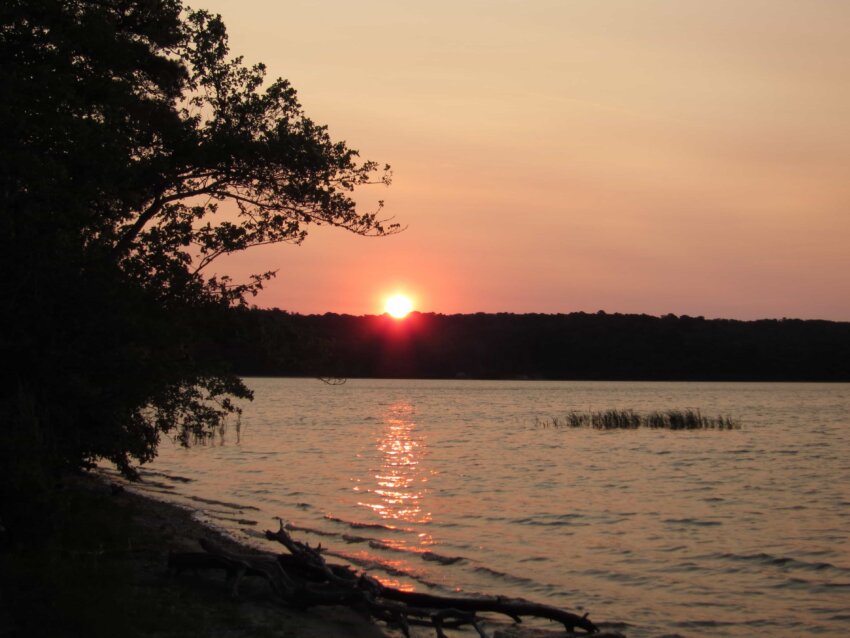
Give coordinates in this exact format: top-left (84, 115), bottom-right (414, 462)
top-left (168, 520), bottom-right (612, 637)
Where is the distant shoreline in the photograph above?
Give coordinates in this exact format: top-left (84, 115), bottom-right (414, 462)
top-left (223, 309), bottom-right (850, 382)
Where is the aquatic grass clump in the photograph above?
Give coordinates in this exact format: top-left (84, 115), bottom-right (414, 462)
top-left (536, 409), bottom-right (739, 430)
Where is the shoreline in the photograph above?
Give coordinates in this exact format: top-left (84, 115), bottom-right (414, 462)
top-left (0, 473), bottom-right (402, 638)
top-left (1, 473), bottom-right (622, 637)
top-left (107, 476), bottom-right (405, 638)
top-left (113, 478), bottom-right (615, 638)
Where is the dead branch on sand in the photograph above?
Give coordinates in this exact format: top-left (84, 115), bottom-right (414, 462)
top-left (168, 520), bottom-right (620, 637)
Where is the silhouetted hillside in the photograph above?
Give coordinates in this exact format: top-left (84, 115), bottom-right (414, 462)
top-left (221, 309), bottom-right (850, 381)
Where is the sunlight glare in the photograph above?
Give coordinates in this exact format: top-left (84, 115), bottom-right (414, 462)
top-left (385, 294), bottom-right (414, 319)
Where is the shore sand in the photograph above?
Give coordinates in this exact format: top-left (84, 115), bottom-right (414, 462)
top-left (1, 475), bottom-right (611, 638)
top-left (107, 479), bottom-right (408, 638)
top-left (0, 474), bottom-right (403, 638)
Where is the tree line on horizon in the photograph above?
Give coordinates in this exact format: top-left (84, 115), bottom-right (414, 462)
top-left (219, 309), bottom-right (850, 381)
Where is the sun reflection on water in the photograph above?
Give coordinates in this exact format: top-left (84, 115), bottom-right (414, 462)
top-left (357, 401), bottom-right (432, 528)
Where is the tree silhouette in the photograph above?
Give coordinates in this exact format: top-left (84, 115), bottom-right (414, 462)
top-left (0, 0), bottom-right (393, 534)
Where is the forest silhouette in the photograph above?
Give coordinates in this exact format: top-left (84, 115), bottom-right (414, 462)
top-left (222, 309), bottom-right (850, 381)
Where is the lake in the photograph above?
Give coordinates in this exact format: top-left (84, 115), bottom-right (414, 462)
top-left (118, 379), bottom-right (850, 637)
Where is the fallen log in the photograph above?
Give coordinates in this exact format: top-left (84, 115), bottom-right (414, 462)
top-left (169, 538), bottom-right (296, 599)
top-left (170, 519), bottom-right (610, 637)
top-left (375, 588), bottom-right (597, 635)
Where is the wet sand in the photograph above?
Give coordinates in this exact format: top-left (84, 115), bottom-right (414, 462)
top-left (109, 479), bottom-right (406, 638)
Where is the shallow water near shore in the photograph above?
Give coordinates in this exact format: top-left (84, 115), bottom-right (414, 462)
top-left (121, 379), bottom-right (850, 637)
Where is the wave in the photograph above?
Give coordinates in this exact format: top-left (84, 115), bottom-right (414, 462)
top-left (138, 469), bottom-right (194, 483)
top-left (579, 567), bottom-right (653, 585)
top-left (518, 556), bottom-right (549, 563)
top-left (674, 618), bottom-right (805, 630)
top-left (511, 513), bottom-right (586, 527)
top-left (187, 495), bottom-right (260, 511)
top-left (285, 523), bottom-right (467, 565)
top-left (367, 541), bottom-right (465, 565)
top-left (474, 565), bottom-right (536, 587)
top-left (769, 577), bottom-right (850, 592)
top-left (829, 613), bottom-right (850, 621)
top-left (325, 549), bottom-right (443, 589)
top-left (285, 523), bottom-right (338, 537)
top-left (663, 517), bottom-right (722, 527)
top-left (421, 551), bottom-right (464, 565)
top-left (706, 551), bottom-right (850, 575)
top-left (324, 514), bottom-right (411, 532)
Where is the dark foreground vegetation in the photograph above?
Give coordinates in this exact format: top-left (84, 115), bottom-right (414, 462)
top-left (222, 309), bottom-right (850, 381)
top-left (1, 0), bottom-right (392, 542)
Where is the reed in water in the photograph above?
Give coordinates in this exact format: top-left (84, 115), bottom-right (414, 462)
top-left (537, 409), bottom-right (739, 430)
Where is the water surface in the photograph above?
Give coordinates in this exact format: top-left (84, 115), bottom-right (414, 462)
top-left (120, 379), bottom-right (850, 637)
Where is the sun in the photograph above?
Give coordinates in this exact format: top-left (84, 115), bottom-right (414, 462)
top-left (384, 294), bottom-right (414, 319)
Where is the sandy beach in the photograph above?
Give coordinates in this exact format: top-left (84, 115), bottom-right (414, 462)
top-left (1, 473), bottom-right (615, 638)
top-left (0, 473), bottom-right (406, 638)
top-left (106, 479), bottom-right (409, 638)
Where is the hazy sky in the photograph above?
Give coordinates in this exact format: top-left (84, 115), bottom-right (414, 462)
top-left (203, 1), bottom-right (850, 319)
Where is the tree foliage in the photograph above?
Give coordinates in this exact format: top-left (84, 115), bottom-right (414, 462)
top-left (0, 0), bottom-right (393, 529)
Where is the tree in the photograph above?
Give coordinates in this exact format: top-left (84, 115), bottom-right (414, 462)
top-left (0, 0), bottom-right (393, 536)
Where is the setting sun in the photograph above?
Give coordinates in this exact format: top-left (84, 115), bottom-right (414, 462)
top-left (384, 294), bottom-right (414, 319)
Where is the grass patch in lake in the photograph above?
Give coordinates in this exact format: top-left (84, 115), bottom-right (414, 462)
top-left (536, 409), bottom-right (739, 430)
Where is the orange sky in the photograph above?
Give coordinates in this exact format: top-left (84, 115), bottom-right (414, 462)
top-left (205, 1), bottom-right (850, 320)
